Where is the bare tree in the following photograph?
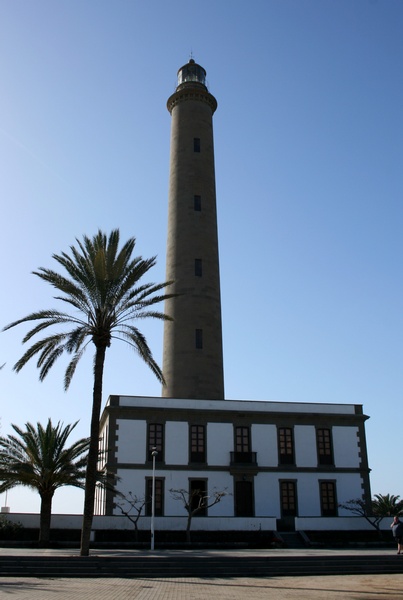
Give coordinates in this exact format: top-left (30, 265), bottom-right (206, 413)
top-left (115, 492), bottom-right (148, 542)
top-left (339, 497), bottom-right (385, 536)
top-left (170, 487), bottom-right (227, 543)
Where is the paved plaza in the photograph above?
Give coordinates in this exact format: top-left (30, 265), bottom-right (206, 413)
top-left (0, 573), bottom-right (403, 599)
top-left (0, 548), bottom-right (402, 599)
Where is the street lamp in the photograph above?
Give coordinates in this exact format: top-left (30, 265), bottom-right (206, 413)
top-left (150, 446), bottom-right (158, 550)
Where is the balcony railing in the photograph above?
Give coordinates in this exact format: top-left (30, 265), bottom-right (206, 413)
top-left (230, 451), bottom-right (257, 466)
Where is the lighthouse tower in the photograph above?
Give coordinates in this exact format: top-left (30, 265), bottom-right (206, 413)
top-left (162, 59), bottom-right (224, 400)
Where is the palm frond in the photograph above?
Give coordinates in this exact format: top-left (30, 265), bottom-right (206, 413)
top-left (0, 419), bottom-right (90, 498)
top-left (64, 345), bottom-right (88, 390)
top-left (113, 325), bottom-right (165, 384)
top-left (4, 227), bottom-right (171, 395)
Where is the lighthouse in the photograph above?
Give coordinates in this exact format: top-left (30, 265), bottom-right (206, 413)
top-left (162, 59), bottom-right (224, 400)
top-left (97, 59), bottom-right (372, 529)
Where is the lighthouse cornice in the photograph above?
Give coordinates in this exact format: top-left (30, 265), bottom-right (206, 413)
top-left (167, 87), bottom-right (218, 115)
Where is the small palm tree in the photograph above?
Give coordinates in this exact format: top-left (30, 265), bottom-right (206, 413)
top-left (372, 493), bottom-right (403, 516)
top-left (3, 229), bottom-right (173, 555)
top-left (0, 419), bottom-right (89, 545)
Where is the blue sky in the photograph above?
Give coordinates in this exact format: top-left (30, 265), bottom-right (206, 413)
top-left (0, 0), bottom-right (402, 514)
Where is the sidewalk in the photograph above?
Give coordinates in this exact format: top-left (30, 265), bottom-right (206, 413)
top-left (0, 575), bottom-right (403, 600)
top-left (0, 548), bottom-right (403, 600)
top-left (0, 545), bottom-right (399, 556)
top-left (0, 572), bottom-right (402, 599)
top-left (0, 548), bottom-right (401, 599)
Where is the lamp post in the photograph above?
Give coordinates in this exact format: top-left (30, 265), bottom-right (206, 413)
top-left (150, 447), bottom-right (158, 550)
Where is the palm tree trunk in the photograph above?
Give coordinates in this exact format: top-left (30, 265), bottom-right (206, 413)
top-left (39, 492), bottom-right (53, 547)
top-left (80, 345), bottom-right (106, 556)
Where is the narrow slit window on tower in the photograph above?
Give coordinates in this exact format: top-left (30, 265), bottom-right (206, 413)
top-left (194, 195), bottom-right (201, 211)
top-left (195, 259), bottom-right (202, 276)
top-left (195, 328), bottom-right (203, 349)
top-left (193, 137), bottom-right (200, 152)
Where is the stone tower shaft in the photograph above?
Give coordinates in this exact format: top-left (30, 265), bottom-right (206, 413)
top-left (162, 60), bottom-right (224, 400)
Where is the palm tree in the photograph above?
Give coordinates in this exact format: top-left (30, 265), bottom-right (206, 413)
top-left (0, 419), bottom-right (89, 545)
top-left (3, 229), bottom-right (172, 555)
top-left (372, 493), bottom-right (403, 516)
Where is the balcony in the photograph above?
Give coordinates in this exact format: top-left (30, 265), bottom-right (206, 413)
top-left (230, 451), bottom-right (257, 466)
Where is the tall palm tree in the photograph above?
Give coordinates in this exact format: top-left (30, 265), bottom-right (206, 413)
top-left (0, 419), bottom-right (89, 545)
top-left (3, 229), bottom-right (173, 555)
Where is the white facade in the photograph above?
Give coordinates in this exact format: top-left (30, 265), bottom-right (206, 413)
top-left (95, 395), bottom-right (371, 531)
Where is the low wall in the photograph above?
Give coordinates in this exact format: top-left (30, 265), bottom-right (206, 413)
top-left (3, 513), bottom-right (394, 532)
top-left (295, 516), bottom-right (393, 531)
top-left (3, 513), bottom-right (276, 532)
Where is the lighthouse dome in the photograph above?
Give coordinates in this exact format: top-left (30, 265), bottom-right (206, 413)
top-left (177, 59), bottom-right (207, 89)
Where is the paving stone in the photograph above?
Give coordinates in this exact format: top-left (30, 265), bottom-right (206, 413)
top-left (0, 574), bottom-right (403, 599)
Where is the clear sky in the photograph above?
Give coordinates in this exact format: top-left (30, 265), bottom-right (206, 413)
top-left (0, 0), bottom-right (401, 514)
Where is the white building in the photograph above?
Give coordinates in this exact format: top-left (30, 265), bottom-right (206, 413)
top-left (95, 395), bottom-right (371, 531)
